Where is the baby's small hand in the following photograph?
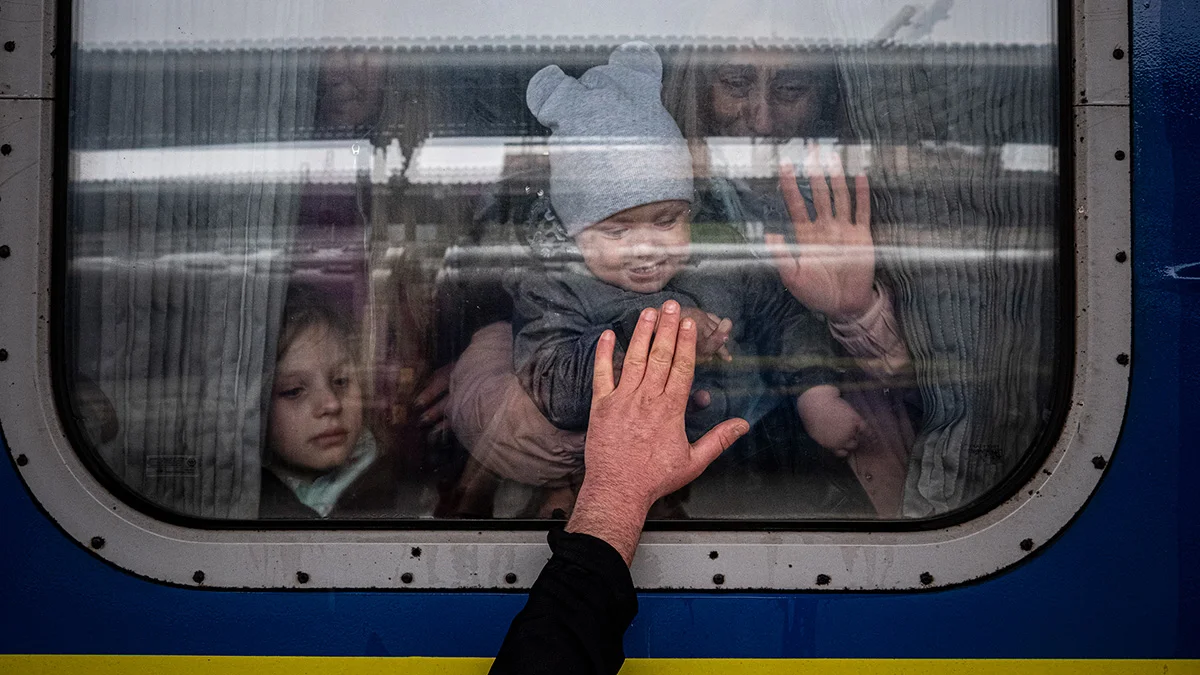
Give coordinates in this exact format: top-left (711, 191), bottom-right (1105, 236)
top-left (678, 307), bottom-right (734, 363)
top-left (796, 385), bottom-right (864, 458)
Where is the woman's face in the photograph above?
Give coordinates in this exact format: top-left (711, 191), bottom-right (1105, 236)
top-left (708, 56), bottom-right (827, 138)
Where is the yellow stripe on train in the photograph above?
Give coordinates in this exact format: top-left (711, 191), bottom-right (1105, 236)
top-left (1, 656), bottom-right (1198, 674)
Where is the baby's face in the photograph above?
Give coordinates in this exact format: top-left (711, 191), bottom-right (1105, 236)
top-left (268, 325), bottom-right (364, 473)
top-left (574, 200), bottom-right (691, 293)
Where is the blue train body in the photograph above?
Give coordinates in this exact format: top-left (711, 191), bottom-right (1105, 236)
top-left (1, 0), bottom-right (1198, 666)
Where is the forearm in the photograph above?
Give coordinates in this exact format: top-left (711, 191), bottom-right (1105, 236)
top-left (827, 284), bottom-right (911, 379)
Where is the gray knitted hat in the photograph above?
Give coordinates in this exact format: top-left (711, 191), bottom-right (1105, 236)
top-left (526, 42), bottom-right (694, 236)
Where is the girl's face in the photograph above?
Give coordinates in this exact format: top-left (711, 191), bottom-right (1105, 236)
top-left (268, 324), bottom-right (364, 473)
top-left (574, 200), bottom-right (692, 294)
top-left (708, 56), bottom-right (825, 138)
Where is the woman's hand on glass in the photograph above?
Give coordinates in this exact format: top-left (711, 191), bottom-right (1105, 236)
top-left (765, 149), bottom-right (877, 323)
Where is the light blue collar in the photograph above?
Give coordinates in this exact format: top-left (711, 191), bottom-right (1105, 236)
top-left (269, 432), bottom-right (378, 518)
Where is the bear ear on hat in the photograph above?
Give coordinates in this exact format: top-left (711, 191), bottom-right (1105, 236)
top-left (526, 64), bottom-right (579, 124)
top-left (607, 41), bottom-right (662, 79)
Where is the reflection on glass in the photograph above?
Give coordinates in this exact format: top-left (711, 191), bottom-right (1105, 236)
top-left (63, 0), bottom-right (1061, 522)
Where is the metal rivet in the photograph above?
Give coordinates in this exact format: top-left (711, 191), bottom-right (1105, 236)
top-left (919, 572), bottom-right (934, 586)
top-left (1113, 47), bottom-right (1125, 60)
top-left (15, 454), bottom-right (27, 466)
top-left (410, 546), bottom-right (422, 558)
top-left (192, 570), bottom-right (205, 584)
top-left (708, 551), bottom-right (719, 560)
top-left (1092, 455), bottom-right (1108, 470)
top-left (712, 573), bottom-right (725, 585)
top-left (1116, 353), bottom-right (1130, 366)
top-left (1114, 150), bottom-right (1126, 161)
top-left (400, 572), bottom-right (414, 584)
top-left (296, 571), bottom-right (310, 584)
top-left (0, 245), bottom-right (10, 258)
top-left (505, 573), bottom-right (518, 584)
top-left (2, 42), bottom-right (14, 53)
top-left (0, 349), bottom-right (8, 361)
top-left (90, 536), bottom-right (105, 550)
top-left (1020, 538), bottom-right (1034, 552)
top-left (816, 574), bottom-right (831, 586)
top-left (0, 144), bottom-right (11, 156)
top-left (1115, 251), bottom-right (1127, 263)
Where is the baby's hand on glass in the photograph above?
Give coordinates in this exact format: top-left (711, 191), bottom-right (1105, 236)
top-left (678, 307), bottom-right (734, 363)
top-left (795, 384), bottom-right (865, 458)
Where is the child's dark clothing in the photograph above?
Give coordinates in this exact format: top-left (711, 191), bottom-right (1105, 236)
top-left (259, 434), bottom-right (401, 519)
top-left (508, 260), bottom-right (840, 442)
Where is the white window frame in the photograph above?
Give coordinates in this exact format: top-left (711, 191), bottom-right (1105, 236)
top-left (0, 0), bottom-right (1130, 590)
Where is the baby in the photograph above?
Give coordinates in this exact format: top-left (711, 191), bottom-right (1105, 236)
top-left (260, 285), bottom-right (391, 519)
top-left (509, 43), bottom-right (863, 455)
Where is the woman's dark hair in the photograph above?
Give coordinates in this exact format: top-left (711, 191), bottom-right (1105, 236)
top-left (275, 285), bottom-right (359, 364)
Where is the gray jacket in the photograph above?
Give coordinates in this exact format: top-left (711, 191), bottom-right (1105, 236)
top-left (508, 255), bottom-right (839, 441)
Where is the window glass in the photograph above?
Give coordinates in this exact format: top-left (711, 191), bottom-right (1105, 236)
top-left (62, 0), bottom-right (1062, 522)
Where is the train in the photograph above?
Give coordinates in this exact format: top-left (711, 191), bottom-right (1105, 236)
top-left (1, 0), bottom-right (1197, 671)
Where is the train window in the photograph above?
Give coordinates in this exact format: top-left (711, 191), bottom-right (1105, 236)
top-left (1, 0), bottom-right (1129, 587)
top-left (59, 0), bottom-right (1064, 524)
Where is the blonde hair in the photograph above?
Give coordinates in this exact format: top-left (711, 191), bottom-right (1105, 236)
top-left (661, 48), bottom-right (712, 178)
top-left (275, 285), bottom-right (359, 366)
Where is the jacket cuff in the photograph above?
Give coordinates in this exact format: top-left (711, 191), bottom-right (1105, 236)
top-left (548, 528), bottom-right (638, 626)
top-left (826, 285), bottom-right (911, 378)
top-left (828, 285), bottom-right (888, 336)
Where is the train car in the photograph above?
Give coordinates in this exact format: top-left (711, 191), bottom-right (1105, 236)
top-left (1, 0), bottom-right (1197, 671)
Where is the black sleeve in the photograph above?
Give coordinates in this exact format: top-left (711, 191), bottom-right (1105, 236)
top-left (490, 529), bottom-right (639, 675)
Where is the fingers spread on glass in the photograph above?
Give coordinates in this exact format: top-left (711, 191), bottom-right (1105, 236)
top-left (805, 146), bottom-right (835, 223)
top-left (619, 306), bottom-right (658, 391)
top-left (644, 300), bottom-right (682, 393)
top-left (593, 329), bottom-right (617, 399)
top-left (855, 173), bottom-right (871, 228)
top-left (771, 146), bottom-right (878, 321)
top-left (664, 315), bottom-right (697, 403)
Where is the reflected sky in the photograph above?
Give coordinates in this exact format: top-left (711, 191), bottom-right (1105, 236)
top-left (72, 139), bottom-right (1057, 184)
top-left (76, 0), bottom-right (1057, 49)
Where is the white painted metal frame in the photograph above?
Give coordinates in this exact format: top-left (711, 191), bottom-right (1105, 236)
top-left (0, 0), bottom-right (1131, 590)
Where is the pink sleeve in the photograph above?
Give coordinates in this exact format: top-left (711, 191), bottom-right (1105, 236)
top-left (826, 284), bottom-right (911, 379)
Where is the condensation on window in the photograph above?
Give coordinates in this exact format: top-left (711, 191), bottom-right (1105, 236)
top-left (61, 0), bottom-right (1062, 522)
